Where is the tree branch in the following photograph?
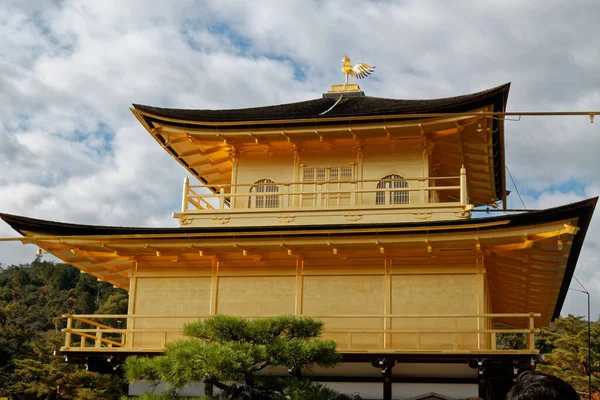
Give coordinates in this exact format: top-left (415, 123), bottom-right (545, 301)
top-left (252, 361), bottom-right (269, 371)
top-left (205, 377), bottom-right (230, 392)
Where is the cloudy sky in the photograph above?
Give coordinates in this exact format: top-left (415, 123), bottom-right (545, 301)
top-left (0, 0), bottom-right (599, 317)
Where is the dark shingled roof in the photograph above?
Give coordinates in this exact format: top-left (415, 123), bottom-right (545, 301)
top-left (133, 83), bottom-right (511, 123)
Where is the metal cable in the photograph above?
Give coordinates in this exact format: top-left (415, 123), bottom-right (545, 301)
top-left (319, 95), bottom-right (344, 116)
top-left (506, 166), bottom-right (527, 210)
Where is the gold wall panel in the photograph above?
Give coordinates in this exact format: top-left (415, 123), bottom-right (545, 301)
top-left (217, 276), bottom-right (296, 316)
top-left (390, 274), bottom-right (478, 349)
top-left (303, 275), bottom-right (385, 349)
top-left (133, 277), bottom-right (211, 348)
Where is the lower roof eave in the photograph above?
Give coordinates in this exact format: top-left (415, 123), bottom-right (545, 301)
top-left (2, 197), bottom-right (597, 321)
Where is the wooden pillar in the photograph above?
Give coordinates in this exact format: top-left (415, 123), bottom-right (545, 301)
top-left (421, 141), bottom-right (431, 204)
top-left (383, 256), bottom-right (392, 349)
top-left (478, 375), bottom-right (488, 400)
top-left (383, 368), bottom-right (393, 400)
top-left (229, 147), bottom-right (239, 208)
top-left (293, 146), bottom-right (300, 208)
top-left (127, 262), bottom-right (138, 348)
top-left (209, 258), bottom-right (220, 315)
top-left (383, 358), bottom-right (395, 400)
top-left (294, 258), bottom-right (304, 315)
top-left (356, 142), bottom-right (364, 205)
top-left (373, 358), bottom-right (395, 400)
top-left (476, 360), bottom-right (488, 400)
top-left (476, 255), bottom-right (486, 350)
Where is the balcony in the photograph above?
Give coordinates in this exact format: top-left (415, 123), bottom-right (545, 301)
top-left (173, 168), bottom-right (472, 227)
top-left (61, 312), bottom-right (540, 355)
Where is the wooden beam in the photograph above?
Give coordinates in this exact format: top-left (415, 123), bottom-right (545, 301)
top-left (188, 155), bottom-right (231, 167)
top-left (180, 145), bottom-right (229, 157)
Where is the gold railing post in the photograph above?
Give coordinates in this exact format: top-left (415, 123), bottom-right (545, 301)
top-left (317, 183), bottom-right (323, 207)
top-left (351, 182), bottom-right (357, 205)
top-left (182, 176), bottom-right (189, 212)
top-left (460, 165), bottom-right (468, 206)
top-left (528, 313), bottom-right (536, 350)
top-left (219, 187), bottom-right (225, 210)
top-left (283, 184), bottom-right (289, 208)
top-left (95, 329), bottom-right (102, 348)
top-left (64, 314), bottom-right (72, 349)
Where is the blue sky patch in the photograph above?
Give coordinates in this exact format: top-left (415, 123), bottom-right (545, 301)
top-left (208, 23), bottom-right (251, 52)
top-left (264, 54), bottom-right (306, 81)
top-left (519, 178), bottom-right (588, 199)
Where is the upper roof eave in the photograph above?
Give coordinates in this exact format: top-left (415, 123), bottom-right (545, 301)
top-left (131, 83), bottom-right (511, 126)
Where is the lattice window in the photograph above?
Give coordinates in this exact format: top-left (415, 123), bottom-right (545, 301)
top-left (248, 179), bottom-right (279, 208)
top-left (300, 165), bottom-right (355, 207)
top-left (303, 168), bottom-right (315, 181)
top-left (376, 175), bottom-right (409, 205)
top-left (301, 166), bottom-right (354, 182)
top-left (340, 166), bottom-right (353, 179)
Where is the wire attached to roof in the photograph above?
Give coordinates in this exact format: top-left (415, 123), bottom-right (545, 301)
top-left (506, 166), bottom-right (527, 210)
top-left (319, 95), bottom-right (344, 116)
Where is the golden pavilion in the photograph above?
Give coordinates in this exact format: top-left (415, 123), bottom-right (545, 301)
top-left (1, 81), bottom-right (596, 400)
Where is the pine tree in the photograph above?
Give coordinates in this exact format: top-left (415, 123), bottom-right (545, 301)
top-left (536, 315), bottom-right (600, 397)
top-left (125, 315), bottom-right (342, 399)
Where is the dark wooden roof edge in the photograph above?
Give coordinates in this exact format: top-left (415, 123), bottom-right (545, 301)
top-left (552, 196), bottom-right (598, 320)
top-left (132, 83), bottom-right (511, 124)
top-left (1, 197), bottom-right (595, 240)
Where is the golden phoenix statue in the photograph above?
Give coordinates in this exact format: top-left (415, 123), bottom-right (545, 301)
top-left (342, 56), bottom-right (375, 84)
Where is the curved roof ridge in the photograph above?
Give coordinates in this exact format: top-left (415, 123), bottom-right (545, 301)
top-left (132, 83), bottom-right (511, 123)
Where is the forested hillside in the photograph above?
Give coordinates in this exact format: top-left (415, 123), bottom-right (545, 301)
top-left (0, 261), bottom-right (126, 399)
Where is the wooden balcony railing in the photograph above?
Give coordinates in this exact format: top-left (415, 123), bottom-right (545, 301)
top-left (181, 167), bottom-right (469, 213)
top-left (61, 312), bottom-right (540, 354)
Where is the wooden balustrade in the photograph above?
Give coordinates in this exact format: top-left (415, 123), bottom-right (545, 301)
top-left (61, 312), bottom-right (540, 354)
top-left (180, 170), bottom-right (468, 212)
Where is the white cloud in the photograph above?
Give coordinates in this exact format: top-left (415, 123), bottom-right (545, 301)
top-left (0, 0), bottom-right (599, 318)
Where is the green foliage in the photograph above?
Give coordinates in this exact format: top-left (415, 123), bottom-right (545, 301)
top-left (126, 315), bottom-right (342, 399)
top-left (484, 315), bottom-right (600, 397)
top-left (261, 378), bottom-right (337, 400)
top-left (121, 391), bottom-right (215, 400)
top-left (495, 333), bottom-right (526, 350)
top-left (0, 260), bottom-right (128, 399)
top-left (536, 314), bottom-right (600, 397)
top-left (12, 331), bottom-right (121, 399)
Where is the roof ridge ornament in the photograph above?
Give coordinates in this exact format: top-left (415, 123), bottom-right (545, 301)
top-left (324, 56), bottom-right (375, 98)
top-left (342, 55), bottom-right (375, 84)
